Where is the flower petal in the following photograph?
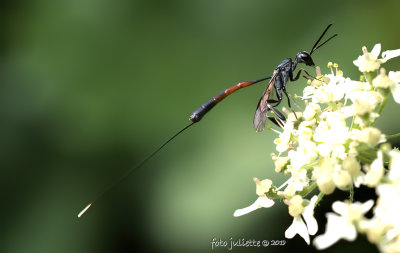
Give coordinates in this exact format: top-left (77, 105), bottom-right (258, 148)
top-left (388, 150), bottom-right (400, 181)
top-left (303, 196), bottom-right (319, 235)
top-left (360, 199), bottom-right (374, 213)
top-left (388, 71), bottom-right (400, 83)
top-left (285, 216), bottom-right (310, 244)
top-left (353, 57), bottom-right (361, 67)
top-left (363, 151), bottom-right (384, 187)
top-left (390, 84), bottom-right (400, 104)
top-left (332, 201), bottom-right (349, 216)
top-left (370, 43), bottom-right (381, 57)
top-left (313, 213), bottom-right (357, 249)
top-left (381, 48), bottom-right (400, 63)
top-left (233, 196), bottom-right (274, 217)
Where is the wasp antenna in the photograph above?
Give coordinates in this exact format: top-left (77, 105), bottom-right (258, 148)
top-left (310, 24), bottom-right (334, 55)
top-left (311, 34), bottom-right (338, 55)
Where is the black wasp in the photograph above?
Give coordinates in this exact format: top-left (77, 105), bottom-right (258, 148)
top-left (190, 23), bottom-right (337, 130)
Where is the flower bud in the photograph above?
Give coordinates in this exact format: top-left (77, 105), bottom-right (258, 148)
top-left (351, 91), bottom-right (381, 116)
top-left (372, 68), bottom-right (395, 88)
top-left (360, 220), bottom-right (385, 243)
top-left (342, 156), bottom-right (361, 176)
top-left (357, 127), bottom-right (382, 146)
top-left (333, 169), bottom-right (352, 190)
top-left (317, 174), bottom-right (335, 195)
top-left (287, 195), bottom-right (304, 217)
top-left (303, 103), bottom-right (321, 120)
top-left (274, 156), bottom-right (289, 173)
top-left (254, 178), bottom-right (272, 196)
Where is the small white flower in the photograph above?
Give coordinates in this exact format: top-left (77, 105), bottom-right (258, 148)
top-left (349, 91), bottom-right (381, 116)
top-left (375, 184), bottom-right (400, 229)
top-left (342, 156), bottom-right (361, 176)
top-left (313, 200), bottom-right (374, 249)
top-left (358, 217), bottom-right (387, 244)
top-left (346, 80), bottom-right (371, 94)
top-left (272, 155), bottom-right (289, 173)
top-left (332, 144), bottom-right (346, 160)
top-left (285, 195), bottom-right (319, 244)
top-left (353, 44), bottom-right (400, 72)
top-left (332, 164), bottom-right (352, 190)
top-left (353, 44), bottom-right (381, 72)
top-left (255, 178), bottom-right (272, 196)
top-left (313, 121), bottom-right (329, 143)
top-left (274, 121), bottom-right (294, 153)
top-left (318, 125), bottom-right (348, 148)
top-left (314, 213), bottom-right (357, 249)
top-left (234, 178), bottom-right (274, 217)
top-left (287, 141), bottom-right (317, 172)
top-left (302, 103), bottom-right (321, 121)
top-left (379, 238), bottom-right (400, 253)
top-left (363, 151), bottom-right (384, 187)
top-left (283, 168), bottom-right (309, 197)
top-left (287, 195), bottom-right (304, 217)
top-left (233, 196), bottom-right (274, 217)
top-left (313, 114), bottom-right (349, 157)
top-left (357, 127), bottom-right (383, 147)
top-left (316, 174), bottom-right (335, 195)
top-left (286, 216), bottom-right (311, 244)
top-left (313, 79), bottom-right (344, 104)
top-left (297, 125), bottom-right (313, 141)
top-left (373, 68), bottom-right (395, 89)
top-left (298, 139), bottom-right (319, 163)
top-left (313, 157), bottom-right (337, 194)
top-left (340, 105), bottom-right (355, 118)
top-left (302, 85), bottom-right (316, 99)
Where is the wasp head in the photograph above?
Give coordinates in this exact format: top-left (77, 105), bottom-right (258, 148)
top-left (296, 51), bottom-right (315, 67)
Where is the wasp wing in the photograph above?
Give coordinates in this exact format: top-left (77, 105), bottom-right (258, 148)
top-left (253, 70), bottom-right (280, 132)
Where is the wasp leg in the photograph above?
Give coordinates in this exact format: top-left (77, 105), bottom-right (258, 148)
top-left (282, 88), bottom-right (298, 120)
top-left (290, 68), bottom-right (304, 82)
top-left (267, 116), bottom-right (284, 128)
top-left (268, 105), bottom-right (286, 121)
top-left (303, 70), bottom-right (317, 80)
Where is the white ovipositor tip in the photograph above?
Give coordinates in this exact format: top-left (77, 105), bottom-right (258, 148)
top-left (78, 203), bottom-right (92, 218)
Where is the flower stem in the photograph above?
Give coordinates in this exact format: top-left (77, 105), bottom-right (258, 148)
top-left (302, 160), bottom-right (320, 172)
top-left (315, 192), bottom-right (325, 206)
top-left (299, 181), bottom-right (318, 197)
top-left (387, 133), bottom-right (400, 139)
top-left (370, 94), bottom-right (388, 126)
top-left (349, 184), bottom-right (354, 203)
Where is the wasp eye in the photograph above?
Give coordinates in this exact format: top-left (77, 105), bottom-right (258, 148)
top-left (301, 52), bottom-right (310, 58)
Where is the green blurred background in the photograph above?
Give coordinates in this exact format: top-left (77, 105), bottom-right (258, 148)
top-left (1, 0), bottom-right (400, 252)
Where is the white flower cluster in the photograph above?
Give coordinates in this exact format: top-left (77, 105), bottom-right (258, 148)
top-left (234, 43), bottom-right (400, 252)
